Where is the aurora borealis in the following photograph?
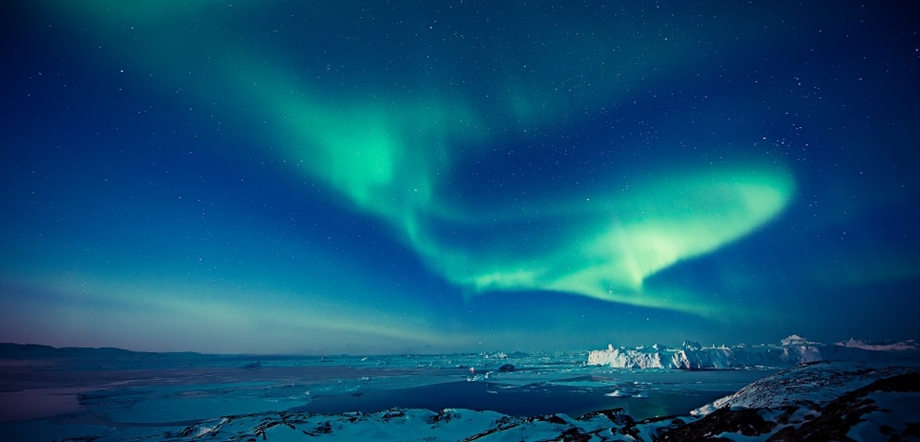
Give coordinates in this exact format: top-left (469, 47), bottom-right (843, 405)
top-left (1, 1), bottom-right (918, 354)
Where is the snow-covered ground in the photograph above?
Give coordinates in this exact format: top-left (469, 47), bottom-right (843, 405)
top-left (690, 361), bottom-right (916, 415)
top-left (1, 339), bottom-right (917, 441)
top-left (16, 361), bottom-right (909, 442)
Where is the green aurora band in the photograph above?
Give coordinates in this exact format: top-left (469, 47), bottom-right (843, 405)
top-left (46, 1), bottom-right (796, 317)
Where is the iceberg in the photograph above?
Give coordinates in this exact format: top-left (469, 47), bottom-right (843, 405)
top-left (587, 335), bottom-right (892, 370)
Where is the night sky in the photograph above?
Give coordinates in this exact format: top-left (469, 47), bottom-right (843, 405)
top-left (1, 1), bottom-right (918, 354)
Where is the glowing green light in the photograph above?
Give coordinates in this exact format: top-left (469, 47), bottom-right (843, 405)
top-left (51, 1), bottom-right (798, 318)
top-left (406, 165), bottom-right (795, 314)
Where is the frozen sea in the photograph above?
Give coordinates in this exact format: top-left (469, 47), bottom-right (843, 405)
top-left (0, 346), bottom-right (775, 440)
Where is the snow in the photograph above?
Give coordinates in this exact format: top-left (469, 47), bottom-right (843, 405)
top-left (164, 408), bottom-right (512, 442)
top-left (779, 334), bottom-right (822, 346)
top-left (604, 389), bottom-right (646, 398)
top-left (137, 407), bottom-right (665, 442)
top-left (845, 390), bottom-right (920, 441)
top-left (690, 361), bottom-right (916, 416)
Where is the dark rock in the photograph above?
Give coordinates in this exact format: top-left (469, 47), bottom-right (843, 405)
top-left (430, 409), bottom-right (461, 424)
top-left (657, 407), bottom-right (776, 441)
top-left (765, 372), bottom-right (920, 441)
top-left (578, 408), bottom-right (645, 439)
top-left (558, 427), bottom-right (590, 442)
top-left (382, 409), bottom-right (406, 420)
top-left (314, 421), bottom-right (332, 434)
top-left (531, 414), bottom-right (568, 425)
top-left (498, 364), bottom-right (515, 372)
top-left (904, 422), bottom-right (920, 438)
top-left (578, 408), bottom-right (634, 427)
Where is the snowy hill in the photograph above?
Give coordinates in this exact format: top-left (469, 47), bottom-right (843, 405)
top-left (685, 361), bottom-right (920, 441)
top-left (690, 361), bottom-right (916, 415)
top-left (587, 335), bottom-right (900, 370)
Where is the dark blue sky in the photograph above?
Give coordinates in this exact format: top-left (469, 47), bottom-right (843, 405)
top-left (1, 1), bottom-right (918, 354)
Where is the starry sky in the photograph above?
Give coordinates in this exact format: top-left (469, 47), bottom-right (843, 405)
top-left (1, 1), bottom-right (918, 354)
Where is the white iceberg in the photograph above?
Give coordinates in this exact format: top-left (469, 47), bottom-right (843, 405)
top-left (587, 335), bottom-right (891, 370)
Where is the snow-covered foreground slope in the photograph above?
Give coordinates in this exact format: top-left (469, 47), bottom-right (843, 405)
top-left (587, 334), bottom-right (912, 369)
top-left (681, 361), bottom-right (920, 441)
top-left (151, 407), bottom-right (672, 442)
top-left (691, 361), bottom-right (915, 415)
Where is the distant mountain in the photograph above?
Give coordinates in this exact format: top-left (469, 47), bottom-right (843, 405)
top-left (0, 342), bottom-right (204, 359)
top-left (586, 335), bottom-right (915, 370)
top-left (0, 343), bottom-right (262, 371)
top-left (835, 338), bottom-right (919, 352)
